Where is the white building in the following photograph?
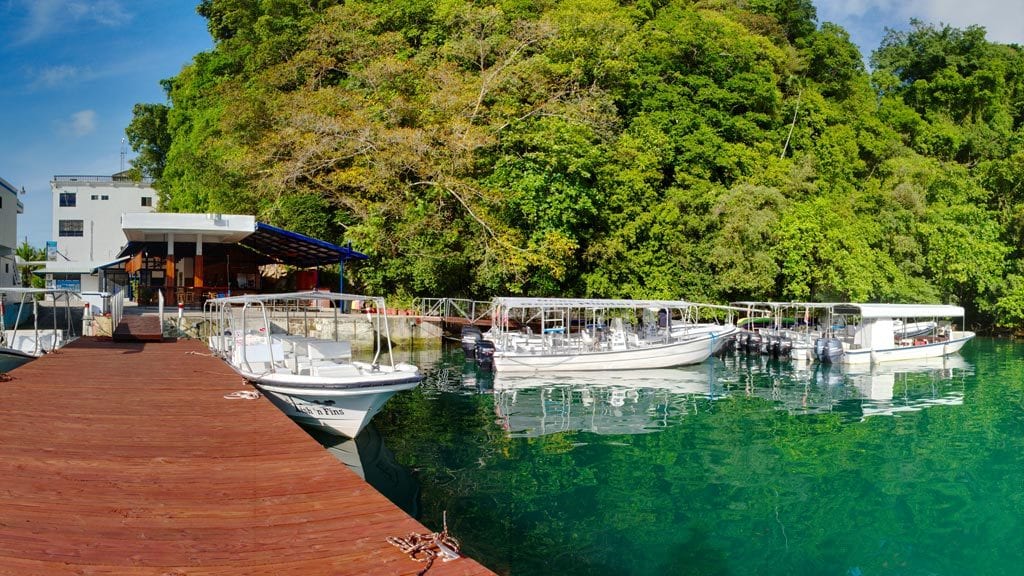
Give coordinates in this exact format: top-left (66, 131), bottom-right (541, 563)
top-left (48, 173), bottom-right (157, 291)
top-left (0, 176), bottom-right (25, 288)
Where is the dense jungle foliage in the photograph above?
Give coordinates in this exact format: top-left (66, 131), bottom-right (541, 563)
top-left (126, 0), bottom-right (1024, 330)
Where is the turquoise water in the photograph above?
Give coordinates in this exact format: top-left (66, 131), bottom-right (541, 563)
top-left (364, 338), bottom-right (1024, 575)
top-left (0, 355), bottom-right (30, 373)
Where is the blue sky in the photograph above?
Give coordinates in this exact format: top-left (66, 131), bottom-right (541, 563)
top-left (3, 1), bottom-right (1023, 249)
top-left (1, 1), bottom-right (211, 247)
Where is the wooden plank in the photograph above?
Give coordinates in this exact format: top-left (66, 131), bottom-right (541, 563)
top-left (0, 338), bottom-right (494, 576)
top-left (112, 315), bottom-right (163, 342)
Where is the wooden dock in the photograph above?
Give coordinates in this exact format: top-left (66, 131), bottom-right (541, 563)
top-left (112, 314), bottom-right (164, 342)
top-left (0, 338), bottom-right (495, 576)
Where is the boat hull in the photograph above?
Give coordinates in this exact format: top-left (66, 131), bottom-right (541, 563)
top-left (0, 330), bottom-right (68, 358)
top-left (493, 333), bottom-right (719, 373)
top-left (0, 346), bottom-right (35, 361)
top-left (252, 378), bottom-right (419, 438)
top-left (841, 332), bottom-right (975, 365)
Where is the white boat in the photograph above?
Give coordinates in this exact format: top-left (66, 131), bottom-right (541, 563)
top-left (205, 291), bottom-right (421, 438)
top-left (488, 297), bottom-right (738, 373)
top-left (0, 287), bottom-right (78, 360)
top-left (729, 301), bottom-right (974, 366)
top-left (828, 303), bottom-right (974, 365)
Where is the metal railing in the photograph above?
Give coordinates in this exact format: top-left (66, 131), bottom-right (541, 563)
top-left (53, 175), bottom-right (155, 184)
top-left (413, 298), bottom-right (494, 323)
top-left (110, 283), bottom-right (124, 328)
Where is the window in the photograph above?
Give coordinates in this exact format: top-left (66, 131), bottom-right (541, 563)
top-left (58, 219), bottom-right (84, 237)
top-left (141, 196), bottom-right (153, 207)
top-left (91, 195), bottom-right (99, 200)
top-left (101, 195), bottom-right (109, 200)
top-left (59, 192), bottom-right (76, 207)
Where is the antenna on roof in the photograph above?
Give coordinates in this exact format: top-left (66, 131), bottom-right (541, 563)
top-left (120, 137), bottom-right (127, 172)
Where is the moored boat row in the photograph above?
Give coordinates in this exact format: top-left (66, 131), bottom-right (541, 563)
top-left (730, 301), bottom-right (974, 365)
top-left (189, 292), bottom-right (977, 439)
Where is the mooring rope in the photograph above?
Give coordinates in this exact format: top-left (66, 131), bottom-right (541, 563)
top-left (386, 511), bottom-right (461, 575)
top-left (223, 390), bottom-right (261, 400)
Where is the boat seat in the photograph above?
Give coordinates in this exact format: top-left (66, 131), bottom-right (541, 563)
top-left (231, 340), bottom-right (284, 365)
top-left (272, 335), bottom-right (317, 356)
top-left (312, 363), bottom-right (364, 378)
top-left (306, 340), bottom-right (352, 363)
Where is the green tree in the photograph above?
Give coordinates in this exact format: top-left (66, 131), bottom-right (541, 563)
top-left (14, 241), bottom-right (45, 288)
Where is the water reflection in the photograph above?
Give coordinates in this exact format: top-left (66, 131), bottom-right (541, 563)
top-left (304, 423), bottom-right (420, 517)
top-left (718, 353), bottom-right (972, 422)
top-left (375, 343), bottom-right (1014, 576)
top-left (476, 352), bottom-right (976, 437)
top-left (840, 355), bottom-right (971, 418)
top-left (0, 354), bottom-right (31, 374)
top-left (492, 364), bottom-right (720, 436)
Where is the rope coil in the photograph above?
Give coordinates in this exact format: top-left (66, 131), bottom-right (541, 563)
top-left (223, 390), bottom-right (261, 400)
top-left (386, 511), bottom-right (461, 575)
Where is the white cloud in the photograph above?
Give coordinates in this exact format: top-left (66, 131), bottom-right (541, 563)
top-left (12, 0), bottom-right (132, 44)
top-left (817, 0), bottom-right (1024, 45)
top-left (28, 64), bottom-right (87, 89)
top-left (54, 109), bottom-right (98, 137)
top-left (816, 0), bottom-right (895, 19)
top-left (906, 0), bottom-right (1024, 45)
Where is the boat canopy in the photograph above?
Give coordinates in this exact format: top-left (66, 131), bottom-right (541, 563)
top-left (831, 303), bottom-right (964, 319)
top-left (492, 297), bottom-right (741, 311)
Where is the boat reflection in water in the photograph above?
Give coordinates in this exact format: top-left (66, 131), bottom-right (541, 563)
top-left (303, 424), bottom-right (420, 517)
top-left (839, 354), bottom-right (972, 418)
top-left (626, 352), bottom-right (973, 424)
top-left (492, 363), bottom-right (722, 437)
top-left (419, 346), bottom-right (972, 442)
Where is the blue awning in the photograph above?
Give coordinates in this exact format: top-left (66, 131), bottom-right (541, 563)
top-left (240, 222), bottom-right (369, 268)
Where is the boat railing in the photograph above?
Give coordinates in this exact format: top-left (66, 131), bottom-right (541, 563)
top-left (204, 292), bottom-right (401, 372)
top-left (0, 287), bottom-right (78, 355)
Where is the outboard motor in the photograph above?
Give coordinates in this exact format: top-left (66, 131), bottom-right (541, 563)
top-left (475, 340), bottom-right (496, 370)
top-left (813, 337), bottom-right (826, 361)
top-left (813, 337), bottom-right (844, 363)
top-left (778, 336), bottom-right (793, 358)
top-left (717, 334), bottom-right (737, 355)
top-left (746, 332), bottom-right (762, 355)
top-left (823, 338), bottom-right (844, 363)
top-left (461, 325), bottom-right (483, 358)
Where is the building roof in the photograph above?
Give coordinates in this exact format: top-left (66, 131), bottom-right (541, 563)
top-left (0, 176), bottom-right (24, 213)
top-left (33, 257), bottom-right (130, 275)
top-left (122, 213), bottom-right (256, 244)
top-left (240, 222), bottom-right (368, 268)
top-left (118, 213), bottom-right (368, 268)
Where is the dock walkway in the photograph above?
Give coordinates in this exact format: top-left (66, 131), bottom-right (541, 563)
top-left (0, 337), bottom-right (493, 576)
